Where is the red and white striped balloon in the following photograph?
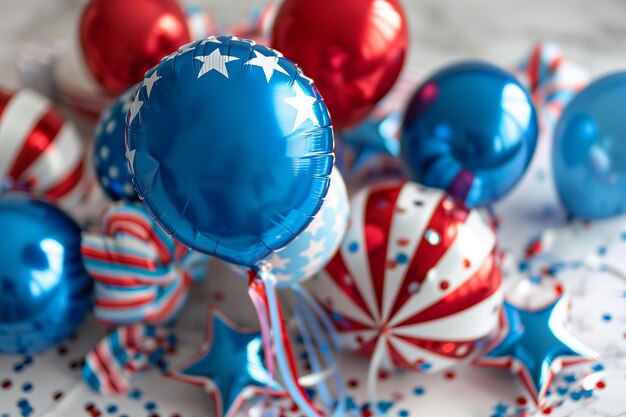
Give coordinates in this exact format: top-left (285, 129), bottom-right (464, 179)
top-left (310, 182), bottom-right (503, 372)
top-left (0, 88), bottom-right (87, 207)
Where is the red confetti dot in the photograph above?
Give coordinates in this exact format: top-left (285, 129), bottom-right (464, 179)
top-left (378, 370), bottom-right (389, 380)
top-left (463, 258), bottom-right (471, 268)
top-left (542, 406), bottom-right (553, 415)
top-left (347, 379), bottom-right (359, 388)
top-left (516, 396), bottom-right (527, 406)
top-left (170, 414), bottom-right (181, 417)
top-left (57, 345), bottom-right (68, 356)
top-left (213, 291), bottom-right (224, 302)
top-left (290, 402), bottom-right (299, 412)
top-left (53, 391), bottom-right (63, 401)
top-left (149, 413), bottom-right (159, 417)
top-left (1, 379), bottom-right (11, 389)
top-left (362, 409), bottom-right (373, 417)
top-left (397, 238), bottom-right (409, 247)
top-left (84, 403), bottom-right (95, 411)
top-left (554, 284), bottom-right (564, 296)
top-left (444, 371), bottom-right (455, 379)
top-left (386, 260), bottom-right (397, 269)
top-left (439, 280), bottom-right (450, 291)
top-left (596, 380), bottom-right (606, 389)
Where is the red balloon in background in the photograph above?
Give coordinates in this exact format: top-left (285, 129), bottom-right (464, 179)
top-left (80, 0), bottom-right (191, 95)
top-left (271, 0), bottom-right (408, 130)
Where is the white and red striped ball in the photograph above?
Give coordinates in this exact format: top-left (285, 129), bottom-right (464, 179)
top-left (310, 182), bottom-right (503, 372)
top-left (0, 89), bottom-right (87, 207)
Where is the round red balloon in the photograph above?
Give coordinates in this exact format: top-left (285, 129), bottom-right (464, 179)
top-left (80, 0), bottom-right (191, 95)
top-left (271, 0), bottom-right (408, 130)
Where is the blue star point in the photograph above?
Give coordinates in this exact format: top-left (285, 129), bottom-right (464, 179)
top-left (169, 308), bottom-right (284, 417)
top-left (477, 296), bottom-right (597, 405)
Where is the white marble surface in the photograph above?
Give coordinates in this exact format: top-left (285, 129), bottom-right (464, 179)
top-left (2, 0), bottom-right (626, 90)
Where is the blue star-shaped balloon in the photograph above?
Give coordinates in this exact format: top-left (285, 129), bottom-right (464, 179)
top-left (169, 308), bottom-right (285, 416)
top-left (476, 296), bottom-right (597, 406)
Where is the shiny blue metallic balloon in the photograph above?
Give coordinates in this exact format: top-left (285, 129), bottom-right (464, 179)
top-left (127, 36), bottom-right (334, 266)
top-left (93, 84), bottom-right (140, 201)
top-left (401, 62), bottom-right (539, 207)
top-left (553, 72), bottom-right (626, 219)
top-left (0, 193), bottom-right (92, 354)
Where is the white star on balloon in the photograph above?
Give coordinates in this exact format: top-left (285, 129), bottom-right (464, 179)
top-left (283, 86), bottom-right (319, 131)
top-left (266, 252), bottom-right (290, 271)
top-left (301, 238), bottom-right (326, 262)
top-left (143, 71), bottom-right (161, 98)
top-left (128, 91), bottom-right (143, 125)
top-left (245, 51), bottom-right (288, 83)
top-left (306, 215), bottom-right (326, 237)
top-left (126, 149), bottom-right (136, 175)
top-left (195, 48), bottom-right (240, 79)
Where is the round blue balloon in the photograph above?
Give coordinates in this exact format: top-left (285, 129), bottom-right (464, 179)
top-left (0, 193), bottom-right (92, 354)
top-left (553, 72), bottom-right (626, 219)
top-left (94, 84), bottom-right (140, 201)
top-left (126, 36), bottom-right (334, 266)
top-left (401, 62), bottom-right (539, 207)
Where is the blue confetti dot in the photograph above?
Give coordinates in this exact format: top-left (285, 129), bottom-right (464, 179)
top-left (582, 389), bottom-right (593, 397)
top-left (128, 388), bottom-right (143, 400)
top-left (331, 312), bottom-right (342, 322)
top-left (557, 386), bottom-right (568, 396)
top-left (518, 261), bottom-right (528, 272)
top-left (598, 246), bottom-right (607, 256)
top-left (398, 410), bottom-right (410, 417)
top-left (144, 401), bottom-right (157, 411)
top-left (13, 364), bottom-right (23, 373)
top-left (570, 391), bottom-right (582, 401)
top-left (17, 399), bottom-right (28, 407)
top-left (348, 242), bottom-right (359, 253)
top-left (529, 275), bottom-right (542, 284)
top-left (419, 362), bottom-right (431, 371)
top-left (22, 356), bottom-right (32, 365)
top-left (21, 383), bottom-right (32, 393)
top-left (413, 386), bottom-right (425, 396)
top-left (106, 404), bottom-right (118, 414)
top-left (396, 253), bottom-right (408, 264)
top-left (592, 363), bottom-right (605, 372)
top-left (564, 374), bottom-right (577, 383)
top-left (602, 313), bottom-right (612, 321)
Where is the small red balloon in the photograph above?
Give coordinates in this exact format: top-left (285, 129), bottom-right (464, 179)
top-left (271, 0), bottom-right (408, 130)
top-left (80, 0), bottom-right (191, 95)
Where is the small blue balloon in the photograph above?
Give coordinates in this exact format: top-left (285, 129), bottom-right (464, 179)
top-left (0, 193), bottom-right (92, 354)
top-left (554, 72), bottom-right (626, 219)
top-left (126, 36), bottom-right (334, 266)
top-left (94, 84), bottom-right (140, 201)
top-left (401, 62), bottom-right (539, 207)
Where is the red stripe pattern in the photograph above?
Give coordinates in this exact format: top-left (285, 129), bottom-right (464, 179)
top-left (0, 88), bottom-right (87, 206)
top-left (311, 182), bottom-right (504, 372)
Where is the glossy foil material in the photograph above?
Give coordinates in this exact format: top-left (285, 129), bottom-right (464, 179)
top-left (553, 72), bottom-right (626, 219)
top-left (0, 194), bottom-right (92, 354)
top-left (80, 0), bottom-right (191, 95)
top-left (311, 182), bottom-right (503, 372)
top-left (126, 36), bottom-right (334, 267)
top-left (401, 62), bottom-right (539, 207)
top-left (271, 0), bottom-right (408, 130)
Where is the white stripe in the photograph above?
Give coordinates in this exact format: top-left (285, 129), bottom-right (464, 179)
top-left (389, 210), bottom-right (496, 327)
top-left (96, 285), bottom-right (154, 301)
top-left (27, 122), bottom-right (83, 191)
top-left (340, 188), bottom-right (380, 322)
top-left (382, 184), bottom-right (443, 322)
top-left (388, 335), bottom-right (459, 371)
top-left (393, 289), bottom-right (502, 341)
top-left (0, 89), bottom-right (50, 179)
top-left (95, 306), bottom-right (149, 323)
top-left (312, 271), bottom-right (374, 327)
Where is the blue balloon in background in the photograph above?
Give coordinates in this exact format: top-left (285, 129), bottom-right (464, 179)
top-left (127, 36), bottom-right (334, 266)
top-left (94, 84), bottom-right (140, 201)
top-left (554, 72), bottom-right (626, 219)
top-left (0, 193), bottom-right (92, 354)
top-left (401, 62), bottom-right (539, 207)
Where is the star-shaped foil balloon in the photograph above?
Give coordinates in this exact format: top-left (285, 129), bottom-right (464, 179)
top-left (475, 296), bottom-right (598, 406)
top-left (168, 308), bottom-right (286, 417)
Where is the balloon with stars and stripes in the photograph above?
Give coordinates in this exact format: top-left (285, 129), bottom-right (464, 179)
top-left (310, 182), bottom-right (504, 373)
top-left (0, 88), bottom-right (87, 208)
top-left (93, 84), bottom-right (140, 201)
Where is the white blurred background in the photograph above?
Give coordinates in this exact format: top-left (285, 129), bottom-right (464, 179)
top-left (2, 0), bottom-right (626, 88)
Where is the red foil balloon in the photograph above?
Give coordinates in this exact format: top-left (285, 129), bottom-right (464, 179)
top-left (80, 0), bottom-right (191, 95)
top-left (271, 0), bottom-right (409, 130)
top-left (310, 182), bottom-right (503, 372)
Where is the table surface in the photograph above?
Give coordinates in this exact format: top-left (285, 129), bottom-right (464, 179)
top-left (1, 1), bottom-right (626, 417)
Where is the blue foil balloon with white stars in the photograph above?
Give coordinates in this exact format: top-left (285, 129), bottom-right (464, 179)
top-left (401, 62), bottom-right (539, 207)
top-left (553, 72), bottom-right (626, 219)
top-left (93, 84), bottom-right (140, 201)
top-left (0, 193), bottom-right (93, 354)
top-left (126, 36), bottom-right (334, 266)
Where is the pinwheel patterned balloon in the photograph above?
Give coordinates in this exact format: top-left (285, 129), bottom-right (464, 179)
top-left (0, 193), bottom-right (92, 354)
top-left (0, 89), bottom-right (87, 208)
top-left (126, 36), bottom-right (333, 267)
top-left (310, 182), bottom-right (503, 372)
top-left (93, 85), bottom-right (140, 201)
